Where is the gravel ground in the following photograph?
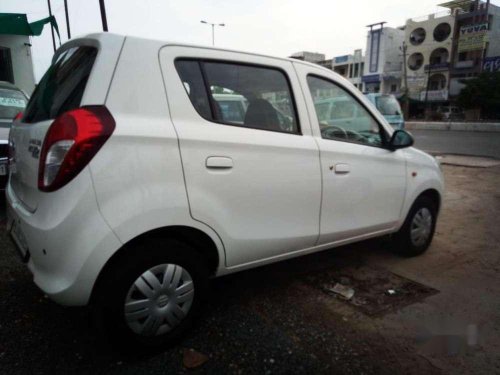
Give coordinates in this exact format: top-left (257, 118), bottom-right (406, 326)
top-left (1, 162), bottom-right (499, 374)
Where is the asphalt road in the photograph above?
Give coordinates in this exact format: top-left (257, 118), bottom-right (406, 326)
top-left (412, 130), bottom-right (500, 159)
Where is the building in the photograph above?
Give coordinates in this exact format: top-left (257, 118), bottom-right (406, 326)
top-left (0, 33), bottom-right (35, 95)
top-left (362, 23), bottom-right (406, 95)
top-left (330, 50), bottom-right (365, 90)
top-left (0, 13), bottom-right (59, 95)
top-left (289, 51), bottom-right (326, 63)
top-left (439, 0), bottom-right (500, 97)
top-left (404, 9), bottom-right (457, 106)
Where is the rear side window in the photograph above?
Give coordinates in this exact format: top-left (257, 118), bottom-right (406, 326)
top-left (175, 59), bottom-right (300, 134)
top-left (23, 46), bottom-right (97, 123)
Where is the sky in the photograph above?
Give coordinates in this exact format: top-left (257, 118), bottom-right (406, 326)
top-left (2, 0), bottom-right (499, 81)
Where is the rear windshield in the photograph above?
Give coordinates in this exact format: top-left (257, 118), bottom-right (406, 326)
top-left (23, 46), bottom-right (97, 123)
top-left (0, 88), bottom-right (27, 121)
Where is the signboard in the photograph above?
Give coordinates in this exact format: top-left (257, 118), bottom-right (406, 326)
top-left (420, 89), bottom-right (449, 102)
top-left (483, 56), bottom-right (500, 73)
top-left (369, 29), bottom-right (381, 73)
top-left (362, 74), bottom-right (380, 84)
top-left (408, 76), bottom-right (426, 100)
top-left (458, 23), bottom-right (488, 52)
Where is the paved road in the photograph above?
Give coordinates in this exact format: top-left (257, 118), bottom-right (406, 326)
top-left (412, 130), bottom-right (500, 159)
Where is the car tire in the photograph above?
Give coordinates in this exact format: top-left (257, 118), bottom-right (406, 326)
top-left (92, 238), bottom-right (209, 350)
top-left (391, 195), bottom-right (437, 257)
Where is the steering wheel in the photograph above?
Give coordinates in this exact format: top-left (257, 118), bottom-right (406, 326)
top-left (321, 125), bottom-right (348, 140)
top-left (344, 129), bottom-right (369, 143)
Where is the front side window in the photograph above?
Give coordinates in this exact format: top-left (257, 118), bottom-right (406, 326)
top-left (175, 59), bottom-right (299, 134)
top-left (307, 75), bottom-right (384, 147)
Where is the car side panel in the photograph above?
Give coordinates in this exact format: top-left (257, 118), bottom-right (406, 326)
top-left (90, 37), bottom-right (226, 270)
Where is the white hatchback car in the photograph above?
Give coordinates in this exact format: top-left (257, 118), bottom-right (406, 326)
top-left (7, 33), bottom-right (443, 347)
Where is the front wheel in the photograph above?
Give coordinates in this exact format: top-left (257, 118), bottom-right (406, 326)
top-left (93, 239), bottom-right (209, 349)
top-left (391, 195), bottom-right (438, 257)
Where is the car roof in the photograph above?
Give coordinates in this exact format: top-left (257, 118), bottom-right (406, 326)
top-left (78, 32), bottom-right (336, 73)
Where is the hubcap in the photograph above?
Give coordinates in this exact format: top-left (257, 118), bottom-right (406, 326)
top-left (410, 207), bottom-right (433, 247)
top-left (124, 264), bottom-right (195, 337)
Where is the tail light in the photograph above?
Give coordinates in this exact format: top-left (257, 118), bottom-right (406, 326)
top-left (13, 112), bottom-right (23, 121)
top-left (38, 106), bottom-right (115, 192)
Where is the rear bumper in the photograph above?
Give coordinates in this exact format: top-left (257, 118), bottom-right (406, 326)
top-left (6, 168), bottom-right (122, 306)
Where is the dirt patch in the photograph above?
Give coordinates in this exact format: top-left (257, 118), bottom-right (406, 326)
top-left (303, 265), bottom-right (438, 316)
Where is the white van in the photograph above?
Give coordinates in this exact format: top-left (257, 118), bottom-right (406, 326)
top-left (7, 33), bottom-right (444, 347)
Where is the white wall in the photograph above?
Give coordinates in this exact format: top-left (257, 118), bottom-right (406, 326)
top-left (0, 34), bottom-right (36, 95)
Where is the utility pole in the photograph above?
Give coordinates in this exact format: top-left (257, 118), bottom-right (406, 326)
top-left (400, 41), bottom-right (409, 119)
top-left (423, 65), bottom-right (432, 119)
top-left (47, 0), bottom-right (56, 52)
top-left (99, 0), bottom-right (109, 32)
top-left (64, 0), bottom-right (71, 39)
top-left (200, 20), bottom-right (225, 46)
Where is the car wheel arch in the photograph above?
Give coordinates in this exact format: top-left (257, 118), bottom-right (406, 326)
top-left (417, 188), bottom-right (441, 212)
top-left (89, 225), bottom-right (220, 303)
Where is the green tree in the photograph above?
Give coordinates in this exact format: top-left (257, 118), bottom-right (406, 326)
top-left (457, 72), bottom-right (500, 119)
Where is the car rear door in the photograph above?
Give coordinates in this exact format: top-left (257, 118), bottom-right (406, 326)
top-left (8, 35), bottom-right (123, 212)
top-left (295, 63), bottom-right (407, 244)
top-left (160, 47), bottom-right (322, 267)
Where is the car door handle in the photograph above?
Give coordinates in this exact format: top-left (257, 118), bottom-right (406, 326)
top-left (206, 156), bottom-right (233, 169)
top-left (332, 163), bottom-right (350, 174)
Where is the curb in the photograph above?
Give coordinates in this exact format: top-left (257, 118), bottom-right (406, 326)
top-left (406, 122), bottom-right (500, 132)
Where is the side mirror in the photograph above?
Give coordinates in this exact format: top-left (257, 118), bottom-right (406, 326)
top-left (388, 129), bottom-right (414, 150)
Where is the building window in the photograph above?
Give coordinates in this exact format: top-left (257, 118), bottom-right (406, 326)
top-left (458, 52), bottom-right (468, 62)
top-left (433, 23), bottom-right (452, 42)
top-left (410, 28), bottom-right (426, 45)
top-left (408, 52), bottom-right (424, 70)
top-left (428, 73), bottom-right (447, 91)
top-left (390, 84), bottom-right (397, 92)
top-left (354, 63), bottom-right (359, 78)
top-left (430, 48), bottom-right (449, 65)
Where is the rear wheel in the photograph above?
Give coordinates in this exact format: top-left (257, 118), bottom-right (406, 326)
top-left (93, 238), bottom-right (209, 349)
top-left (391, 195), bottom-right (437, 257)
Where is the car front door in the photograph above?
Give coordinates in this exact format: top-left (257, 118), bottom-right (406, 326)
top-left (295, 64), bottom-right (407, 244)
top-left (160, 47), bottom-right (322, 267)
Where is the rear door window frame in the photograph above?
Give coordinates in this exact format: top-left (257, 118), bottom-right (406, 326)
top-left (175, 58), bottom-right (302, 136)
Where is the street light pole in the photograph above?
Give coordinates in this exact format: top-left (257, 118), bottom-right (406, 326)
top-left (400, 41), bottom-right (409, 119)
top-left (99, 0), bottom-right (109, 32)
top-left (46, 0), bottom-right (56, 52)
top-left (200, 20), bottom-right (225, 46)
top-left (64, 0), bottom-right (71, 39)
top-left (424, 65), bottom-right (432, 119)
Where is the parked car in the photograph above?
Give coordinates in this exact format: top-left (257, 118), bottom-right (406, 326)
top-left (437, 106), bottom-right (465, 121)
top-left (365, 93), bottom-right (405, 129)
top-left (7, 34), bottom-right (444, 348)
top-left (0, 81), bottom-right (28, 190)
